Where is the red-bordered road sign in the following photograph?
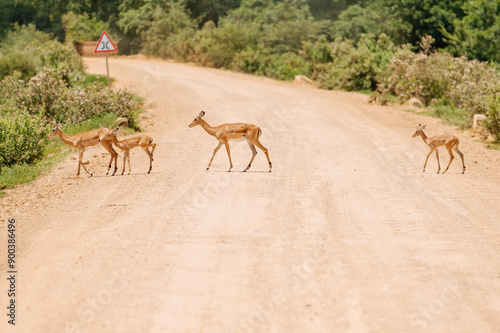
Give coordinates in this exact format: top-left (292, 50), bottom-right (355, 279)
top-left (95, 31), bottom-right (117, 53)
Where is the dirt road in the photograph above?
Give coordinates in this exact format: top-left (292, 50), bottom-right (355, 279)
top-left (1, 57), bottom-right (500, 332)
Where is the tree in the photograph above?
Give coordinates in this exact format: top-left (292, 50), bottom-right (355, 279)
top-left (62, 12), bottom-right (109, 42)
top-left (308, 0), bottom-right (360, 21)
top-left (443, 0), bottom-right (500, 62)
top-left (331, 0), bottom-right (465, 49)
top-left (184, 0), bottom-right (241, 26)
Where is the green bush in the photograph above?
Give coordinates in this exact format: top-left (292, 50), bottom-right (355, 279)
top-left (260, 52), bottom-right (311, 81)
top-left (380, 35), bottom-right (498, 110)
top-left (190, 20), bottom-right (260, 68)
top-left (1, 69), bottom-right (140, 128)
top-left (308, 33), bottom-right (398, 91)
top-left (0, 24), bottom-right (84, 82)
top-left (484, 96), bottom-right (500, 143)
top-left (0, 110), bottom-right (48, 170)
top-left (141, 3), bottom-right (197, 60)
top-left (62, 11), bottom-right (109, 43)
top-left (0, 52), bottom-right (37, 81)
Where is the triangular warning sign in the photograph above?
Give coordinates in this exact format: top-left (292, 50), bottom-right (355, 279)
top-left (95, 31), bottom-right (117, 53)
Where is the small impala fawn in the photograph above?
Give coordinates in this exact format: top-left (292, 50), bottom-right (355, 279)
top-left (47, 124), bottom-right (118, 176)
top-left (104, 129), bottom-right (156, 175)
top-left (412, 124), bottom-right (465, 174)
top-left (188, 111), bottom-right (272, 172)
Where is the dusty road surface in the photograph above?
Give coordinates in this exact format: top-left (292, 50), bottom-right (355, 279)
top-left (1, 57), bottom-right (500, 333)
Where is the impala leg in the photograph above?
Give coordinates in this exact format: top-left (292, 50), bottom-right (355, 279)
top-left (244, 142), bottom-right (258, 172)
top-left (454, 144), bottom-right (465, 174)
top-left (76, 148), bottom-right (82, 176)
top-left (78, 148), bottom-right (92, 176)
top-left (111, 145), bottom-right (118, 176)
top-left (435, 148), bottom-right (441, 174)
top-left (223, 141), bottom-right (233, 172)
top-left (443, 145), bottom-right (454, 174)
top-left (122, 152), bottom-right (127, 175)
top-left (150, 143), bottom-right (156, 162)
top-left (207, 142), bottom-right (223, 170)
top-left (102, 141), bottom-right (118, 176)
top-left (127, 151), bottom-right (132, 175)
top-left (423, 148), bottom-right (435, 172)
top-left (253, 140), bottom-right (272, 172)
top-left (144, 147), bottom-right (153, 173)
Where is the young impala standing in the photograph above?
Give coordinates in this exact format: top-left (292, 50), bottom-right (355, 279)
top-left (412, 124), bottom-right (465, 174)
top-left (188, 111), bottom-right (272, 172)
top-left (104, 129), bottom-right (156, 175)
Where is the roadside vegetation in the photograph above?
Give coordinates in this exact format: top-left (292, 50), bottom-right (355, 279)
top-left (0, 25), bottom-right (143, 193)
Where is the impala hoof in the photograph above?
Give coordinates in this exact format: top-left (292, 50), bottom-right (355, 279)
top-left (206, 167), bottom-right (210, 171)
top-left (90, 173), bottom-right (93, 177)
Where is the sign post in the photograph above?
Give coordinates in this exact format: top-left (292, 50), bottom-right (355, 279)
top-left (94, 31), bottom-right (118, 91)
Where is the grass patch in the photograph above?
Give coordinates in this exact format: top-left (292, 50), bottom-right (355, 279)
top-left (486, 143), bottom-right (500, 150)
top-left (0, 143), bottom-right (71, 196)
top-left (474, 139), bottom-right (500, 151)
top-left (404, 104), bottom-right (469, 128)
top-left (83, 74), bottom-right (114, 86)
top-left (482, 141), bottom-right (500, 150)
top-left (423, 105), bottom-right (469, 127)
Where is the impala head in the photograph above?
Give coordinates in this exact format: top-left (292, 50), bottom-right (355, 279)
top-left (100, 128), bottom-right (119, 142)
top-left (189, 111), bottom-right (206, 128)
top-left (47, 123), bottom-right (62, 139)
top-left (412, 124), bottom-right (426, 137)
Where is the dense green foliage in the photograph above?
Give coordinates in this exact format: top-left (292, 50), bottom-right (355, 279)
top-left (0, 110), bottom-right (48, 168)
top-left (304, 34), bottom-right (398, 91)
top-left (12, 0), bottom-right (498, 63)
top-left (62, 12), bottom-right (109, 43)
top-left (0, 24), bottom-right (84, 81)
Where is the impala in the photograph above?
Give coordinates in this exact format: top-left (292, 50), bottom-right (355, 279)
top-left (188, 111), bottom-right (272, 172)
top-left (412, 124), bottom-right (465, 174)
top-left (105, 129), bottom-right (156, 175)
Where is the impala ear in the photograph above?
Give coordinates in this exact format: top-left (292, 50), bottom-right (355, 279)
top-left (199, 111), bottom-right (205, 118)
top-left (422, 125), bottom-right (427, 129)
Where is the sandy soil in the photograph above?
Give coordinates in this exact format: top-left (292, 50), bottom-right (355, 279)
top-left (1, 57), bottom-right (500, 333)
